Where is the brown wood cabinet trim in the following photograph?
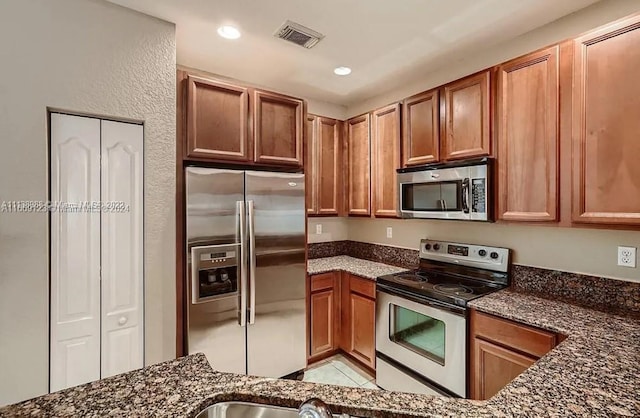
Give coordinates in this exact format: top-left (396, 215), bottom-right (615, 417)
top-left (186, 75), bottom-right (251, 161)
top-left (305, 114), bottom-right (318, 215)
top-left (317, 117), bottom-right (342, 215)
top-left (253, 89), bottom-right (304, 166)
top-left (347, 114), bottom-right (372, 216)
top-left (372, 103), bottom-right (401, 218)
top-left (571, 16), bottom-right (640, 225)
top-left (442, 70), bottom-right (492, 160)
top-left (402, 89), bottom-right (440, 166)
top-left (310, 272), bottom-right (337, 292)
top-left (349, 274), bottom-right (376, 299)
top-left (471, 310), bottom-right (557, 358)
top-left (496, 45), bottom-right (560, 222)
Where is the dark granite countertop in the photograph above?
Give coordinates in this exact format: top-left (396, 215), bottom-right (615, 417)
top-left (3, 288), bottom-right (639, 417)
top-left (307, 255), bottom-right (407, 280)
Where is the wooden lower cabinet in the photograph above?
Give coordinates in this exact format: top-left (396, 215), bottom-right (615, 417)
top-left (341, 273), bottom-right (376, 369)
top-left (307, 271), bottom-right (376, 370)
top-left (308, 272), bottom-right (340, 360)
top-left (470, 309), bottom-right (560, 400)
top-left (472, 338), bottom-right (536, 400)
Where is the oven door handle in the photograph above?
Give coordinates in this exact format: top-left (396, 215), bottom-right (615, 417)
top-left (461, 178), bottom-right (470, 214)
top-left (376, 282), bottom-right (467, 317)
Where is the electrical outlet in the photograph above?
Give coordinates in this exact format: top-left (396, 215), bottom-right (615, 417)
top-left (386, 227), bottom-right (393, 238)
top-left (315, 224), bottom-right (322, 235)
top-left (617, 246), bottom-right (637, 268)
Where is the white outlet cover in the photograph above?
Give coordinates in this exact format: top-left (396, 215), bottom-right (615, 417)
top-left (316, 224), bottom-right (322, 235)
top-left (617, 246), bottom-right (637, 268)
top-left (386, 227), bottom-right (393, 238)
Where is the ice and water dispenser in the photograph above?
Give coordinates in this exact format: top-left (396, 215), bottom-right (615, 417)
top-left (190, 244), bottom-right (239, 303)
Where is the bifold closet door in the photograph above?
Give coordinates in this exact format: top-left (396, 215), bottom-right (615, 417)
top-left (100, 120), bottom-right (144, 378)
top-left (51, 115), bottom-right (143, 391)
top-left (50, 114), bottom-right (102, 391)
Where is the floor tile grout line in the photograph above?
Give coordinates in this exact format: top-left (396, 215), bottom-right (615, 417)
top-left (329, 363), bottom-right (362, 387)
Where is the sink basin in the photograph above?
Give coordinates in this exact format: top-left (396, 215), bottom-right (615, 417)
top-left (196, 401), bottom-right (304, 418)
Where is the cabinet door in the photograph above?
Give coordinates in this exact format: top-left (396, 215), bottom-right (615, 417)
top-left (317, 118), bottom-right (342, 215)
top-left (347, 114), bottom-right (371, 216)
top-left (471, 338), bottom-right (535, 400)
top-left (186, 75), bottom-right (250, 161)
top-left (50, 114), bottom-right (101, 392)
top-left (253, 90), bottom-right (304, 167)
top-left (372, 103), bottom-right (401, 218)
top-left (305, 115), bottom-right (318, 215)
top-left (572, 16), bottom-right (640, 225)
top-left (497, 46), bottom-right (559, 222)
top-left (309, 273), bottom-right (339, 359)
top-left (442, 71), bottom-right (492, 160)
top-left (100, 121), bottom-right (144, 378)
top-left (310, 289), bottom-right (336, 356)
top-left (402, 89), bottom-right (440, 166)
top-left (349, 292), bottom-right (376, 369)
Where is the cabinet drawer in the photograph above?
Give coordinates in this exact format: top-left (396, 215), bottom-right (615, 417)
top-left (350, 275), bottom-right (375, 299)
top-left (471, 310), bottom-right (556, 358)
top-left (310, 272), bottom-right (337, 292)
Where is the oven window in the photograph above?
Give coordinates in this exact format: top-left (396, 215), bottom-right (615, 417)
top-left (401, 181), bottom-right (462, 212)
top-left (390, 304), bottom-right (445, 365)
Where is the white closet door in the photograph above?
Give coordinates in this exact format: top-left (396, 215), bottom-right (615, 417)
top-left (100, 120), bottom-right (144, 378)
top-left (50, 114), bottom-right (101, 391)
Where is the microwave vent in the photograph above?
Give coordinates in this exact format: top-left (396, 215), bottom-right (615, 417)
top-left (274, 20), bottom-right (324, 49)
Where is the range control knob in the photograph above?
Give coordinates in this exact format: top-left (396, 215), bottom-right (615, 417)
top-left (433, 244), bottom-right (441, 251)
top-left (490, 252), bottom-right (499, 260)
top-left (478, 249), bottom-right (487, 257)
top-left (424, 243), bottom-right (432, 250)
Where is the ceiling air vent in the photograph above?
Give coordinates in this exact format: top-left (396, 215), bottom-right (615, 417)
top-left (274, 20), bottom-right (324, 49)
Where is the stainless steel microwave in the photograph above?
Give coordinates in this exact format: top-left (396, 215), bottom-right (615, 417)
top-left (397, 158), bottom-right (492, 221)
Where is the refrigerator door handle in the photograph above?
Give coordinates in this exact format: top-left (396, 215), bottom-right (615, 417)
top-left (237, 200), bottom-right (247, 327)
top-left (248, 200), bottom-right (256, 325)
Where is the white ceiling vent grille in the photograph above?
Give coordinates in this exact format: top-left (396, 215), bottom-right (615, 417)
top-left (274, 20), bottom-right (324, 49)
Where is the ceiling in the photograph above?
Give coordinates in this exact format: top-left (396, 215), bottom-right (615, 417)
top-left (107, 0), bottom-right (600, 106)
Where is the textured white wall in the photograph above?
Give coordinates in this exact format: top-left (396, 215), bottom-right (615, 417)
top-left (0, 0), bottom-right (176, 406)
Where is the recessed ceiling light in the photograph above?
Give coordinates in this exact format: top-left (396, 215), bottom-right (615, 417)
top-left (217, 25), bottom-right (241, 40)
top-left (334, 66), bottom-right (352, 76)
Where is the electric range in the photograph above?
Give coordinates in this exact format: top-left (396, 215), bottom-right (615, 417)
top-left (375, 239), bottom-right (511, 398)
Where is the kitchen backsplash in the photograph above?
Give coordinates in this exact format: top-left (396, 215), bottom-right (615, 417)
top-left (309, 241), bottom-right (640, 316)
top-left (512, 265), bottom-right (640, 317)
top-left (308, 240), bottom-right (418, 269)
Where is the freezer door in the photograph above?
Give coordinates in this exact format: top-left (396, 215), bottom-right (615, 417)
top-left (245, 171), bottom-right (307, 377)
top-left (185, 167), bottom-right (247, 374)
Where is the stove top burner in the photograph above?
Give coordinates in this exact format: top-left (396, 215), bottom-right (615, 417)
top-left (433, 283), bottom-right (473, 296)
top-left (394, 272), bottom-right (430, 284)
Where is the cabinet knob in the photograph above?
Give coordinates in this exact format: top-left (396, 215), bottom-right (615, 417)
top-left (118, 317), bottom-right (127, 326)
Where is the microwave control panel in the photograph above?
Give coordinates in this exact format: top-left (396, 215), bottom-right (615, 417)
top-left (471, 178), bottom-right (486, 213)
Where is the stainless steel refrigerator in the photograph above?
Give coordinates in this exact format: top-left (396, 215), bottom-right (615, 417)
top-left (185, 167), bottom-right (306, 377)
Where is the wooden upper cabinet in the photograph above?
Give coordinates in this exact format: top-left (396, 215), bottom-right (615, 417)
top-left (253, 89), bottom-right (304, 167)
top-left (572, 16), bottom-right (640, 225)
top-left (186, 75), bottom-right (251, 161)
top-left (317, 118), bottom-right (342, 215)
top-left (347, 114), bottom-right (371, 216)
top-left (442, 70), bottom-right (492, 160)
top-left (497, 46), bottom-right (560, 222)
top-left (372, 103), bottom-right (401, 217)
top-left (305, 115), bottom-right (318, 215)
top-left (402, 89), bottom-right (440, 166)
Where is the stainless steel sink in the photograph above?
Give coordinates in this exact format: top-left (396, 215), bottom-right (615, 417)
top-left (196, 401), bottom-right (343, 418)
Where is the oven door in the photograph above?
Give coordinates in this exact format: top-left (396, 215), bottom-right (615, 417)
top-left (375, 286), bottom-right (467, 397)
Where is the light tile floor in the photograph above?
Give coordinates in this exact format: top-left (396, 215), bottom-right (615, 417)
top-left (302, 354), bottom-right (378, 390)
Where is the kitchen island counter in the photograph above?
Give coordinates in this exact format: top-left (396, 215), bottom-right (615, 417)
top-left (2, 289), bottom-right (639, 417)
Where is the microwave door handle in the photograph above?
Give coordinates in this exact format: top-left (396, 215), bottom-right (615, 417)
top-left (462, 178), bottom-right (470, 214)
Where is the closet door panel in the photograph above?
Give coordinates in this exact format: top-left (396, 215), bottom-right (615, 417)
top-left (50, 113), bottom-right (101, 391)
top-left (100, 120), bottom-right (144, 378)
